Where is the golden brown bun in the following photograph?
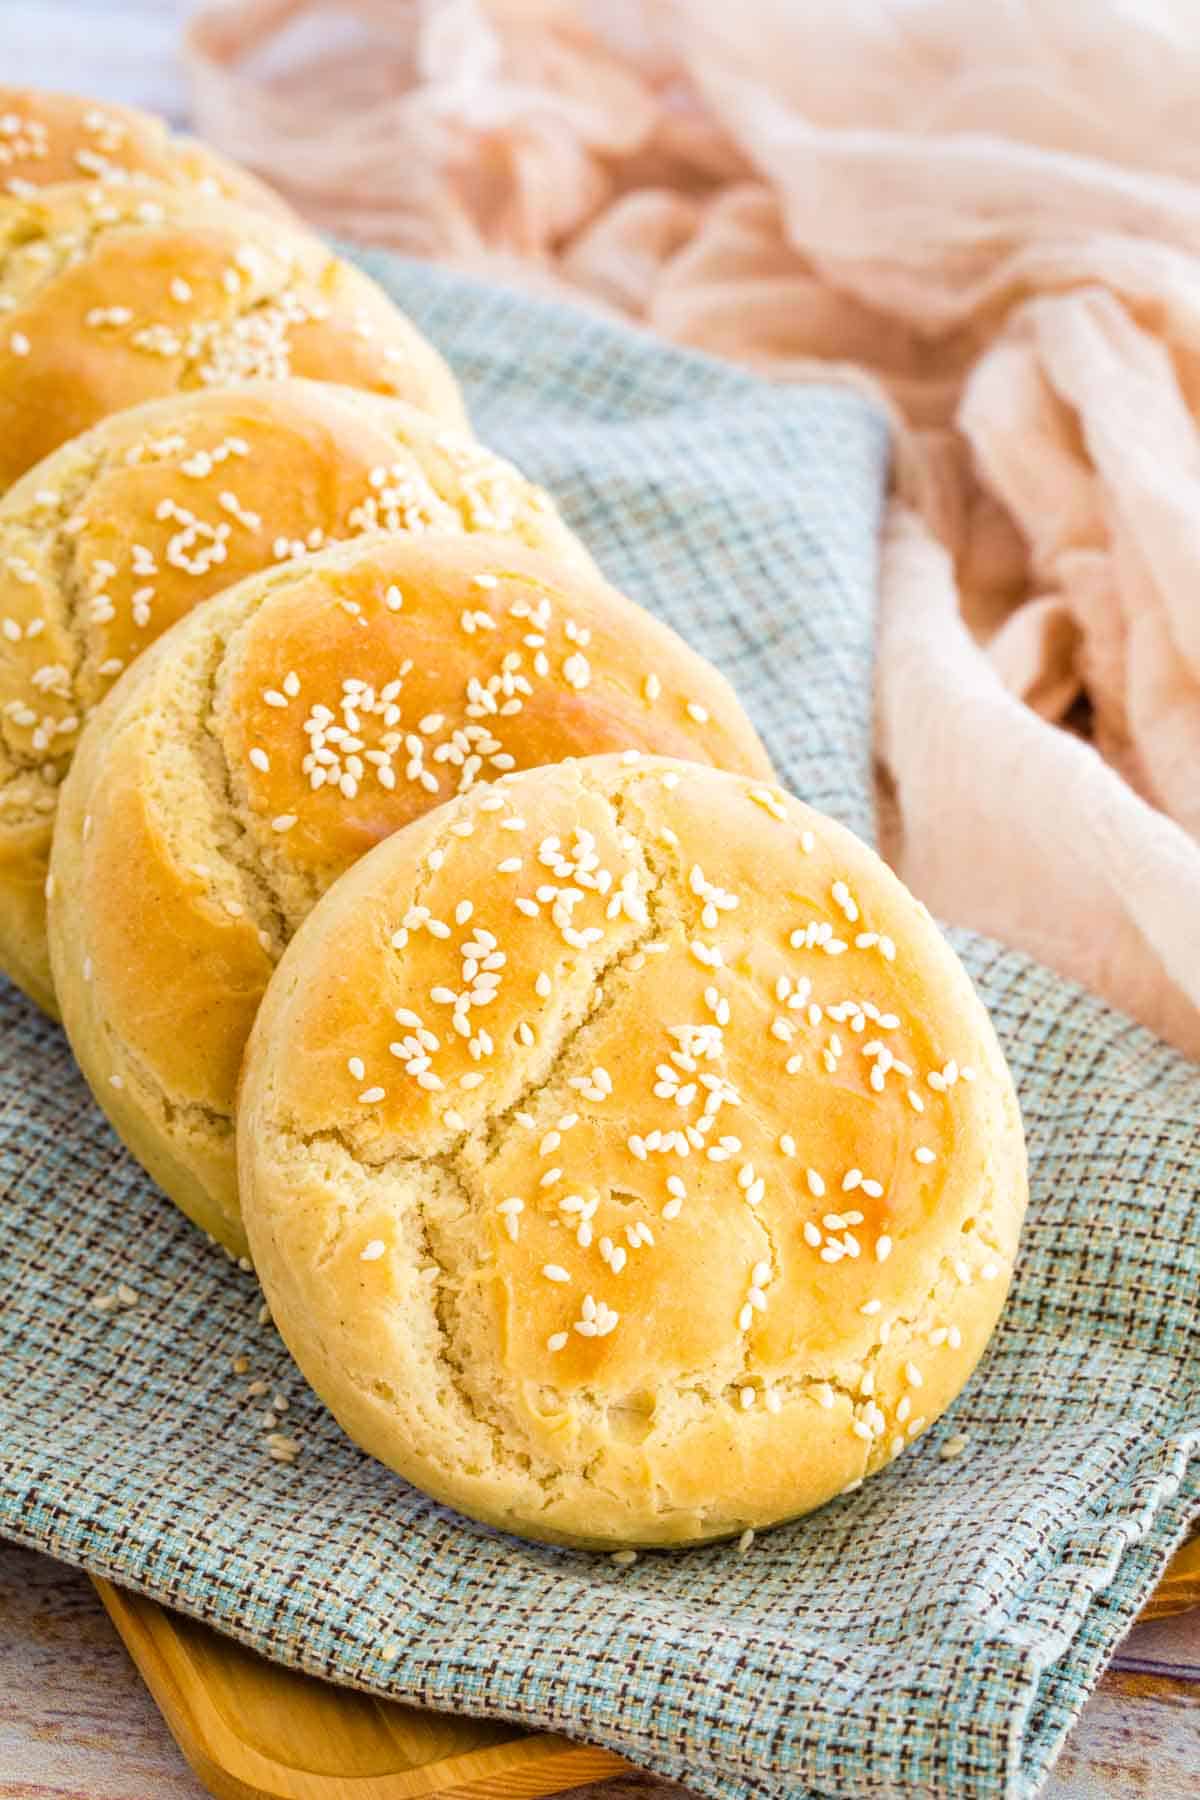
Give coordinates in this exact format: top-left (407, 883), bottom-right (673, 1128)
top-left (48, 538), bottom-right (772, 1254)
top-left (235, 755), bottom-right (1027, 1547)
top-left (0, 179), bottom-right (465, 494)
top-left (0, 87), bottom-right (291, 217)
top-left (0, 379), bottom-right (592, 1012)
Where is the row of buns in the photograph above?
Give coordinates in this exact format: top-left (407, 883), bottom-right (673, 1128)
top-left (3, 87), bottom-right (1027, 1549)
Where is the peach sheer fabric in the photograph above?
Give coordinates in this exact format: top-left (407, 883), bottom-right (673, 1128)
top-left (187, 0), bottom-right (1200, 1055)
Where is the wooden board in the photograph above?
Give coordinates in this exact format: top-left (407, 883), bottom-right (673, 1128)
top-left (93, 1577), bottom-right (629, 1800)
top-left (91, 1534), bottom-right (1200, 1800)
top-left (1134, 1532), bottom-right (1200, 1623)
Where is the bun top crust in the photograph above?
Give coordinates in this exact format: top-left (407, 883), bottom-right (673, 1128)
top-left (48, 537), bottom-right (772, 1251)
top-left (0, 179), bottom-right (465, 492)
top-left (0, 87), bottom-right (291, 215)
top-left (0, 379), bottom-right (591, 1010)
top-left (236, 755), bottom-right (1027, 1547)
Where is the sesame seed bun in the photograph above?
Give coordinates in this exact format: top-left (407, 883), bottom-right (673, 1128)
top-left (0, 178), bottom-right (465, 495)
top-left (0, 87), bottom-right (291, 217)
top-left (234, 755), bottom-right (1026, 1548)
top-left (47, 540), bottom-right (772, 1256)
top-left (0, 379), bottom-right (594, 1013)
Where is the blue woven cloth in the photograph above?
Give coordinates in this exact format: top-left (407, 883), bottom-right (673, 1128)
top-left (1, 254), bottom-right (1198, 1800)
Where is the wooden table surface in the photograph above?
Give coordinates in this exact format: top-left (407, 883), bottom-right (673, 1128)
top-left (0, 5), bottom-right (1197, 1796)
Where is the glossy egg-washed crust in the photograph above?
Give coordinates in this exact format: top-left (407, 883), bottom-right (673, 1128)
top-left (0, 379), bottom-right (594, 1012)
top-left (0, 86), bottom-right (291, 216)
top-left (48, 538), bottom-right (773, 1255)
top-left (235, 756), bottom-right (1027, 1548)
top-left (0, 178), bottom-right (465, 496)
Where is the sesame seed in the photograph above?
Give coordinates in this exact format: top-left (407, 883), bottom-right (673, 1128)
top-left (547, 1332), bottom-right (568, 1353)
top-left (686, 701), bottom-right (710, 723)
top-left (875, 1235), bottom-right (893, 1262)
top-left (9, 332), bottom-right (29, 356)
top-left (610, 1550), bottom-right (637, 1567)
top-left (347, 1057), bottom-right (365, 1080)
top-left (779, 1134), bottom-right (796, 1157)
top-left (905, 1362), bottom-right (924, 1388)
top-left (940, 1434), bottom-right (969, 1461)
top-left (915, 1146), bottom-right (936, 1165)
top-left (737, 1528), bottom-right (755, 1552)
top-left (249, 747), bottom-right (270, 773)
top-left (358, 1087), bottom-right (386, 1104)
top-left (806, 1168), bottom-right (825, 1197)
top-left (271, 814), bottom-right (297, 833)
top-left (542, 1264), bottom-right (570, 1283)
top-left (360, 1240), bottom-right (386, 1262)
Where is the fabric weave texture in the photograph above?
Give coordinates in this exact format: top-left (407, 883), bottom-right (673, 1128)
top-left (1, 255), bottom-right (1197, 1800)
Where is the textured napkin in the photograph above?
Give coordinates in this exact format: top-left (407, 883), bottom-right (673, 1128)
top-left (1, 256), bottom-right (1197, 1800)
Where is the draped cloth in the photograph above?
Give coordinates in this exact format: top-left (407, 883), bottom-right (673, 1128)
top-left (187, 0), bottom-right (1200, 1056)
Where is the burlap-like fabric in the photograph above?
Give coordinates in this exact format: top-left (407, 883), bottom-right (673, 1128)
top-left (1, 257), bottom-right (1196, 1800)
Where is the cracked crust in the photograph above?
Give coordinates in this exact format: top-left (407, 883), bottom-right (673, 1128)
top-left (0, 86), bottom-right (292, 217)
top-left (0, 378), bottom-right (593, 1011)
top-left (236, 755), bottom-right (1027, 1548)
top-left (0, 177), bottom-right (465, 496)
top-left (47, 539), bottom-right (772, 1254)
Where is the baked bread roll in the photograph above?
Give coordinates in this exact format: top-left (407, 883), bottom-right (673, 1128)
top-left (0, 179), bottom-right (465, 493)
top-left (0, 86), bottom-right (289, 216)
top-left (0, 379), bottom-right (592, 1013)
top-left (236, 755), bottom-right (1027, 1547)
top-left (48, 538), bottom-right (772, 1255)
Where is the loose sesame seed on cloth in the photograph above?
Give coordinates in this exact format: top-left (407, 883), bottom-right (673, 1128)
top-left (0, 254), bottom-right (1198, 1800)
